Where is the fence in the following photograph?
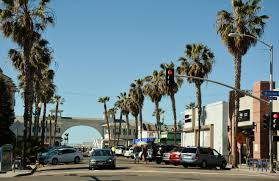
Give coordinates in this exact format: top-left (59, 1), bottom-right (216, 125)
top-left (248, 159), bottom-right (279, 172)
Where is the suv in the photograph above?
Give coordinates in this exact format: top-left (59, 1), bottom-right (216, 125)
top-left (180, 147), bottom-right (226, 169)
top-left (45, 147), bottom-right (83, 165)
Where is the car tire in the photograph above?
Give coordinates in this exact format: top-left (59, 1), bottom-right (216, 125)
top-left (201, 161), bottom-right (207, 169)
top-left (89, 167), bottom-right (93, 170)
top-left (74, 157), bottom-right (80, 164)
top-left (220, 161), bottom-right (227, 169)
top-left (156, 160), bottom-right (161, 164)
top-left (183, 164), bottom-right (188, 168)
top-left (52, 158), bottom-right (58, 165)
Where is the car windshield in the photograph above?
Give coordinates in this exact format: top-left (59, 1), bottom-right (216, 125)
top-left (183, 148), bottom-right (197, 153)
top-left (92, 150), bottom-right (112, 157)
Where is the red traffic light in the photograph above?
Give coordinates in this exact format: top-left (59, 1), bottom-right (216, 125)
top-left (273, 113), bottom-right (279, 119)
top-left (168, 69), bottom-right (173, 75)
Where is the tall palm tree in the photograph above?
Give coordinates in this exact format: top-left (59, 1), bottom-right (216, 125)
top-left (40, 70), bottom-right (55, 145)
top-left (130, 79), bottom-right (145, 140)
top-left (108, 107), bottom-right (117, 146)
top-left (0, 0), bottom-right (54, 166)
top-left (98, 96), bottom-right (111, 146)
top-left (178, 43), bottom-right (215, 147)
top-left (159, 62), bottom-right (183, 145)
top-left (115, 92), bottom-right (126, 146)
top-left (216, 0), bottom-right (269, 167)
top-left (143, 71), bottom-right (164, 137)
top-left (51, 95), bottom-right (64, 146)
top-left (185, 102), bottom-right (198, 109)
top-left (152, 108), bottom-right (165, 133)
top-left (127, 92), bottom-right (139, 140)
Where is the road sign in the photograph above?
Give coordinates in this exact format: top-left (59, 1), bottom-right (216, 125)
top-left (9, 120), bottom-right (24, 135)
top-left (261, 90), bottom-right (279, 97)
top-left (267, 96), bottom-right (278, 100)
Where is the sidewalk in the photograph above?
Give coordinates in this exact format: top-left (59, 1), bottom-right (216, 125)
top-left (228, 164), bottom-right (279, 177)
top-left (0, 165), bottom-right (37, 177)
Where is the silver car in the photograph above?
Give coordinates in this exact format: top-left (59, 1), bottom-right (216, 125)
top-left (45, 148), bottom-right (83, 165)
top-left (89, 149), bottom-right (116, 170)
top-left (180, 147), bottom-right (227, 169)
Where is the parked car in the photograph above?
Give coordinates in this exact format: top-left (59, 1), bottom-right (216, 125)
top-left (115, 145), bottom-right (125, 156)
top-left (180, 147), bottom-right (227, 169)
top-left (124, 147), bottom-right (134, 158)
top-left (89, 148), bottom-right (116, 170)
top-left (169, 147), bottom-right (184, 165)
top-left (37, 146), bottom-right (73, 164)
top-left (45, 147), bottom-right (83, 165)
top-left (161, 145), bottom-right (178, 164)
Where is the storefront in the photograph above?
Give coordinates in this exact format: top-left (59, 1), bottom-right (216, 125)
top-left (160, 131), bottom-right (181, 145)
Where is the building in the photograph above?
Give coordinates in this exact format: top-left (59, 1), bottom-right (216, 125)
top-left (181, 81), bottom-right (279, 164)
top-left (181, 101), bottom-right (229, 156)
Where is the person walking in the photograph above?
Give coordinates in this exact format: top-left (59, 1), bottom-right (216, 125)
top-left (142, 145), bottom-right (148, 164)
top-left (111, 146), bottom-right (116, 155)
top-left (133, 146), bottom-right (140, 164)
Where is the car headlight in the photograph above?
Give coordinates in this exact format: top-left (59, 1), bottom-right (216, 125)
top-left (108, 159), bottom-right (112, 162)
top-left (90, 160), bottom-right (96, 163)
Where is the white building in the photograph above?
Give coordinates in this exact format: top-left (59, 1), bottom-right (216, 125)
top-left (181, 101), bottom-right (229, 156)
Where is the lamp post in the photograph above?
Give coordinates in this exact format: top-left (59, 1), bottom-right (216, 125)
top-left (228, 32), bottom-right (274, 173)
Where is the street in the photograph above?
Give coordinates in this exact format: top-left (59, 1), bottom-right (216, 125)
top-left (1, 157), bottom-right (278, 181)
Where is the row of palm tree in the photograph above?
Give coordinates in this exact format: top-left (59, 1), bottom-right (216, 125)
top-left (98, 2), bottom-right (268, 170)
top-left (98, 43), bottom-right (215, 147)
top-left (0, 0), bottom-right (57, 167)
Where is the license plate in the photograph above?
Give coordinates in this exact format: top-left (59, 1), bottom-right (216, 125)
top-left (183, 155), bottom-right (192, 159)
top-left (97, 162), bottom-right (104, 165)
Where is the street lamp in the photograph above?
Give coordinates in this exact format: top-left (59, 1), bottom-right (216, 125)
top-left (228, 32), bottom-right (274, 173)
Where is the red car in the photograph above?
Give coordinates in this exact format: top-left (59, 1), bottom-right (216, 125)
top-left (169, 147), bottom-right (184, 166)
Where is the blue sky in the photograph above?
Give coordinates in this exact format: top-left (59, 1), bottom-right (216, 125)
top-left (1, 0), bottom-right (279, 144)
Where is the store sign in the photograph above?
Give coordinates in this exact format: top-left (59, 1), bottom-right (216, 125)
top-left (160, 132), bottom-right (168, 138)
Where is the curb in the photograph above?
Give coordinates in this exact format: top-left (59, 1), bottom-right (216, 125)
top-left (14, 166), bottom-right (37, 177)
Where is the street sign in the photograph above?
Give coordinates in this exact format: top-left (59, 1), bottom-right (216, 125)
top-left (261, 90), bottom-right (279, 97)
top-left (9, 120), bottom-right (24, 135)
top-left (267, 96), bottom-right (277, 100)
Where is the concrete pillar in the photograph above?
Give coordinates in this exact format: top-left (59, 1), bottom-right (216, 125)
top-left (253, 81), bottom-right (271, 159)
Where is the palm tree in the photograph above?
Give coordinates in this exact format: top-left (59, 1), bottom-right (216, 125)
top-left (216, 0), bottom-right (269, 167)
top-left (159, 62), bottom-right (183, 145)
top-left (115, 92), bottom-right (126, 146)
top-left (38, 69), bottom-right (56, 145)
top-left (0, 0), bottom-right (54, 166)
top-left (108, 107), bottom-right (118, 146)
top-left (143, 70), bottom-right (164, 137)
top-left (178, 43), bottom-right (215, 147)
top-left (51, 95), bottom-right (64, 146)
top-left (127, 92), bottom-right (139, 140)
top-left (152, 108), bottom-right (165, 133)
top-left (98, 96), bottom-right (111, 146)
top-left (185, 102), bottom-right (198, 109)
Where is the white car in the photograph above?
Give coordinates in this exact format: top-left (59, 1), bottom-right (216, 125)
top-left (45, 148), bottom-right (83, 165)
top-left (115, 146), bottom-right (125, 156)
top-left (124, 147), bottom-right (134, 158)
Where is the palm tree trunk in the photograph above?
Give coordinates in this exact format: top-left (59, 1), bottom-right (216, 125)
top-left (170, 93), bottom-right (177, 145)
top-left (116, 110), bottom-right (122, 146)
top-left (155, 101), bottom-right (160, 138)
top-left (135, 115), bottom-right (138, 139)
top-left (232, 54), bottom-right (242, 167)
top-left (104, 103), bottom-right (111, 146)
top-left (49, 117), bottom-right (52, 145)
top-left (41, 102), bottom-right (47, 145)
top-left (113, 114), bottom-right (116, 146)
top-left (54, 102), bottom-right (59, 145)
top-left (139, 108), bottom-right (143, 141)
top-left (22, 43), bottom-right (33, 167)
top-left (125, 114), bottom-right (130, 147)
top-left (195, 82), bottom-right (202, 147)
top-left (34, 98), bottom-right (41, 138)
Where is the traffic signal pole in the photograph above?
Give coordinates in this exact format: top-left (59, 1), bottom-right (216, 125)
top-left (269, 45), bottom-right (275, 173)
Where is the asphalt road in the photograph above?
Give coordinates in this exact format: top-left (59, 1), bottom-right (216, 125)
top-left (1, 157), bottom-right (278, 181)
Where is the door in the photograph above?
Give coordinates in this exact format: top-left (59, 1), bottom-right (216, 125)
top-left (213, 149), bottom-right (221, 166)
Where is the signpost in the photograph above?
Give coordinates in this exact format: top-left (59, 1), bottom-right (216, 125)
top-left (261, 90), bottom-right (279, 97)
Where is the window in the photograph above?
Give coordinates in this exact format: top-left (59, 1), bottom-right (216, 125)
top-left (182, 148), bottom-right (197, 153)
top-left (213, 149), bottom-right (220, 156)
top-left (62, 149), bottom-right (76, 154)
top-left (128, 129), bottom-right (131, 135)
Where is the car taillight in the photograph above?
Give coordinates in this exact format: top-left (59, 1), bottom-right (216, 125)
top-left (195, 154), bottom-right (200, 159)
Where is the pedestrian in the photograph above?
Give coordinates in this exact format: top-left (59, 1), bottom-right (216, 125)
top-left (143, 145), bottom-right (148, 164)
top-left (133, 146), bottom-right (140, 164)
top-left (111, 146), bottom-right (116, 155)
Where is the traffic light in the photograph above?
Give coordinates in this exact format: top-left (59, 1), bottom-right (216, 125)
top-left (272, 112), bottom-right (279, 130)
top-left (166, 68), bottom-right (175, 86)
top-left (263, 114), bottom-right (269, 129)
